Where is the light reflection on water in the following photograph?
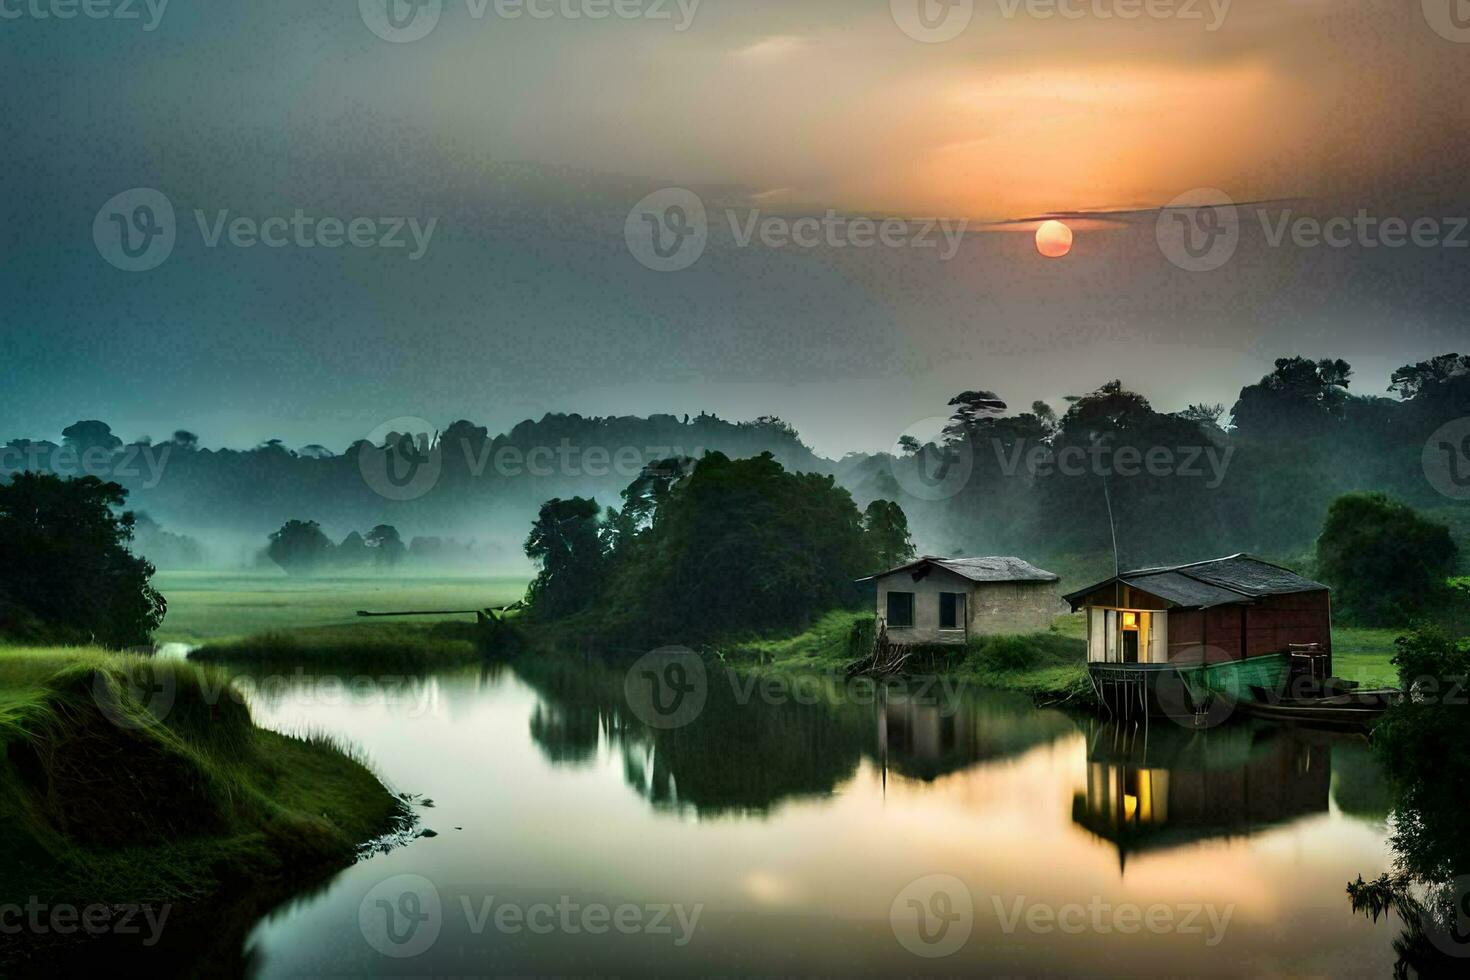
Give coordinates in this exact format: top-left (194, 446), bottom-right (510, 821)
top-left (231, 659), bottom-right (1398, 977)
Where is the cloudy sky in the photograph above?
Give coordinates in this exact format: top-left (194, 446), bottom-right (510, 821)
top-left (4, 0), bottom-right (1468, 456)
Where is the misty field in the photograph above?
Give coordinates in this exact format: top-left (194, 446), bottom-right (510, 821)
top-left (152, 570), bottom-right (529, 643)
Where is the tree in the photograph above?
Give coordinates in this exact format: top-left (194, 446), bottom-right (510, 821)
top-left (0, 473), bottom-right (165, 647)
top-left (266, 520), bottom-right (335, 576)
top-left (525, 498), bottom-right (607, 619)
top-left (1389, 354), bottom-right (1470, 400)
top-left (61, 420), bottom-right (123, 456)
top-left (365, 524), bottom-right (406, 567)
top-left (171, 430), bottom-right (200, 450)
top-left (863, 499), bottom-right (916, 570)
top-left (942, 390), bottom-right (1008, 443)
top-left (337, 530), bottom-right (370, 566)
top-left (1316, 493), bottom-right (1458, 625)
top-left (1231, 357), bottom-right (1353, 438)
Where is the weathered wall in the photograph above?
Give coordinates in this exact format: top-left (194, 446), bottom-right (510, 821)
top-left (969, 581), bottom-right (1063, 637)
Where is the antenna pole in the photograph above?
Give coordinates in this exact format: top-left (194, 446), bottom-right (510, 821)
top-left (1103, 471), bottom-right (1121, 607)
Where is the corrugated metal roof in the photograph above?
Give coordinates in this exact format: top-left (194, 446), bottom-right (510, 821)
top-left (1066, 554), bottom-right (1327, 610)
top-left (1118, 572), bottom-right (1244, 609)
top-left (860, 555), bottom-right (1060, 584)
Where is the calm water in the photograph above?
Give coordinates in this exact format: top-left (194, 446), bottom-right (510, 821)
top-left (225, 658), bottom-right (1398, 977)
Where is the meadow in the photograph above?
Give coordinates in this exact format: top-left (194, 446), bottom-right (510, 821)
top-left (152, 570), bottom-right (528, 643)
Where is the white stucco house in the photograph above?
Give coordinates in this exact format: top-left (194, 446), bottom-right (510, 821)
top-left (858, 556), bottom-right (1063, 644)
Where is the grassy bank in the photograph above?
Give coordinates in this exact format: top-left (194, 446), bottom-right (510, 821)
top-left (191, 620), bottom-right (491, 671)
top-left (727, 609), bottom-right (1093, 703)
top-left (728, 610), bottom-right (1405, 699)
top-left (0, 647), bottom-right (407, 913)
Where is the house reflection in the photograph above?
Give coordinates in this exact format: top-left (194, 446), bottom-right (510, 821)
top-left (876, 690), bottom-right (1074, 782)
top-left (1072, 719), bottom-right (1333, 869)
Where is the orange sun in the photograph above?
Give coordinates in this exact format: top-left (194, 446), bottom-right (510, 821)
top-left (1035, 220), bottom-right (1073, 258)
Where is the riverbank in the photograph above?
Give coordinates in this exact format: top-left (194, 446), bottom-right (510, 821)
top-left (725, 609), bottom-right (1095, 704)
top-left (0, 646), bottom-right (409, 960)
top-left (191, 620), bottom-right (491, 671)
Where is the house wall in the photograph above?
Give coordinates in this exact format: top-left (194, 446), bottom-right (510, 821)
top-left (969, 580), bottom-right (1063, 637)
top-left (1243, 592), bottom-right (1333, 668)
top-left (1162, 592), bottom-right (1332, 667)
top-left (875, 567), bottom-right (1061, 645)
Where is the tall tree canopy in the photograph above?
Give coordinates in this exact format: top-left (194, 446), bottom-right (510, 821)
top-left (1316, 493), bottom-right (1458, 626)
top-left (526, 453), bottom-right (899, 643)
top-left (525, 498), bottom-right (606, 620)
top-left (0, 473), bottom-right (165, 647)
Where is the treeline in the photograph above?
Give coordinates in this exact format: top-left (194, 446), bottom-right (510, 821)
top-left (840, 355), bottom-right (1470, 580)
top-left (5, 354), bottom-right (1470, 579)
top-left (1, 413), bottom-right (824, 556)
top-left (262, 520), bottom-right (495, 576)
top-left (521, 453), bottom-right (914, 644)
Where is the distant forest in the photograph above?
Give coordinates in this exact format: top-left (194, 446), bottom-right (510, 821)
top-left (4, 354), bottom-right (1469, 579)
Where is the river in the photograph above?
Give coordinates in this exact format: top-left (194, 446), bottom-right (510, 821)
top-left (217, 657), bottom-right (1398, 976)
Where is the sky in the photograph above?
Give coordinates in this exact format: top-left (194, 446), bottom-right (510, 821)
top-left (3, 0), bottom-right (1469, 457)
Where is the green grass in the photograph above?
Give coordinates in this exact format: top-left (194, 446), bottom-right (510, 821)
top-left (152, 570), bottom-right (527, 643)
top-left (721, 609), bottom-right (1091, 703)
top-left (719, 610), bottom-right (1408, 703)
top-left (191, 620), bottom-right (491, 671)
top-left (1332, 627), bottom-right (1402, 688)
top-left (0, 646), bottom-right (407, 909)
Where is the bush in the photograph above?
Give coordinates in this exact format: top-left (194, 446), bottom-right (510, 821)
top-left (970, 635), bottom-right (1041, 671)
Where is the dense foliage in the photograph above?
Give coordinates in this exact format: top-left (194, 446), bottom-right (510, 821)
top-left (1347, 627), bottom-right (1470, 977)
top-left (264, 520), bottom-right (416, 575)
top-left (1316, 493), bottom-right (1458, 625)
top-left (266, 520), bottom-right (335, 576)
top-left (5, 354), bottom-right (1469, 582)
top-left (524, 453), bottom-right (906, 644)
top-left (841, 354), bottom-right (1470, 578)
top-left (524, 498), bottom-right (606, 620)
top-left (0, 473), bottom-right (165, 647)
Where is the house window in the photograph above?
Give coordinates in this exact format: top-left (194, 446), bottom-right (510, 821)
top-left (886, 592), bottom-right (915, 628)
top-left (940, 592), bottom-right (966, 630)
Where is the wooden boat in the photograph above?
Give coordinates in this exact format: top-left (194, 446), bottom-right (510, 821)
top-left (1238, 686), bottom-right (1399, 729)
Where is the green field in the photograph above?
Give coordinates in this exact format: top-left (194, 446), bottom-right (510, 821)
top-left (153, 570), bottom-right (528, 643)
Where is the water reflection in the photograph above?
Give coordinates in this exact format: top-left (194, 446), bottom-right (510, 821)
top-left (1072, 721), bottom-right (1339, 869)
top-left (67, 657), bottom-right (1404, 977)
top-left (514, 657), bottom-right (1077, 815)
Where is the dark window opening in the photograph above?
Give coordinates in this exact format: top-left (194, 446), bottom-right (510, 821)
top-left (940, 592), bottom-right (966, 630)
top-left (886, 592), bottom-right (915, 628)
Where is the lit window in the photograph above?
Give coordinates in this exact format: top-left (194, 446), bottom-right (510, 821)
top-left (1122, 611), bottom-right (1138, 630)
